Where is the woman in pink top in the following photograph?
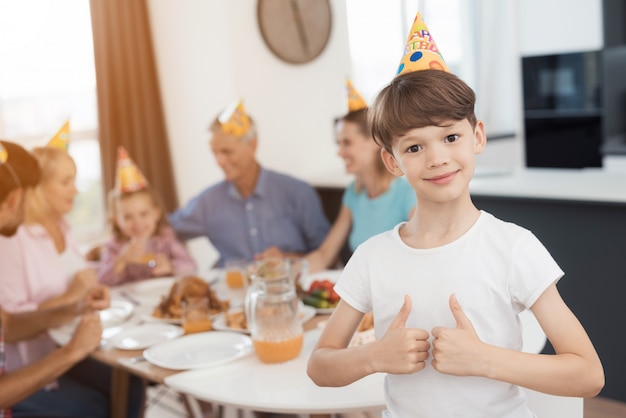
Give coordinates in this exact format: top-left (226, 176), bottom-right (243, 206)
top-left (0, 146), bottom-right (143, 418)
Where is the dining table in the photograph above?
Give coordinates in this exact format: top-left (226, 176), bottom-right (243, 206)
top-left (48, 270), bottom-right (366, 418)
top-left (48, 270), bottom-right (561, 418)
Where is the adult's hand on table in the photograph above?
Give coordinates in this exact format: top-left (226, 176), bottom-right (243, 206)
top-left (65, 312), bottom-right (103, 361)
top-left (81, 285), bottom-right (110, 312)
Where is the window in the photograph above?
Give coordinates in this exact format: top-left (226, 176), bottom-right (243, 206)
top-left (345, 0), bottom-right (476, 103)
top-left (0, 0), bottom-right (104, 241)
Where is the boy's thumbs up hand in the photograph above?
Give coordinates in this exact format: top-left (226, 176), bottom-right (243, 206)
top-left (389, 294), bottom-right (412, 329)
top-left (373, 295), bottom-right (430, 375)
top-left (431, 294), bottom-right (484, 376)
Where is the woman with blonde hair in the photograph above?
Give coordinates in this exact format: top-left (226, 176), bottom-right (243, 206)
top-left (0, 145), bottom-right (143, 418)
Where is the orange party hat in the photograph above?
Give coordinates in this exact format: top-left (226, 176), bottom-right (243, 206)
top-left (218, 100), bottom-right (251, 137)
top-left (346, 79), bottom-right (368, 112)
top-left (115, 146), bottom-right (149, 193)
top-left (0, 143), bottom-right (7, 165)
top-left (397, 12), bottom-right (449, 76)
top-left (46, 119), bottom-right (71, 150)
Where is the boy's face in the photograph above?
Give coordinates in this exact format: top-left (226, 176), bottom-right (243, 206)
top-left (381, 119), bottom-right (486, 204)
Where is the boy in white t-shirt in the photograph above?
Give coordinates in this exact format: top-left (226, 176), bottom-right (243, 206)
top-left (307, 12), bottom-right (604, 418)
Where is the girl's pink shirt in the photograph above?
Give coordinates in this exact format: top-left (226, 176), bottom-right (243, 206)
top-left (0, 220), bottom-right (85, 374)
top-left (97, 225), bottom-right (197, 286)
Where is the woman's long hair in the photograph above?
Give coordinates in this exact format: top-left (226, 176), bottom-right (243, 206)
top-left (24, 147), bottom-right (74, 225)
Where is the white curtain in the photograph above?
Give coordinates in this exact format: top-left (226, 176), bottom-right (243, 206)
top-left (473, 0), bottom-right (521, 140)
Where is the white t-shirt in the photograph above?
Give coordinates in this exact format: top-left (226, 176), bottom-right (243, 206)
top-left (334, 211), bottom-right (563, 418)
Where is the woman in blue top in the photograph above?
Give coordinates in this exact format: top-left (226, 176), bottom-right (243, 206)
top-left (306, 107), bottom-right (415, 272)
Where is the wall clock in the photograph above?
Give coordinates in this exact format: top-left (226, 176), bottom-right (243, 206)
top-left (257, 0), bottom-right (332, 65)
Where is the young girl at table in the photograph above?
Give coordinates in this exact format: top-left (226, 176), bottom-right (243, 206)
top-left (98, 147), bottom-right (197, 285)
top-left (0, 135), bottom-right (144, 418)
top-left (308, 13), bottom-right (603, 417)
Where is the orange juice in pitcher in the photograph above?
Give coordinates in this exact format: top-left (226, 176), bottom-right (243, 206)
top-left (245, 257), bottom-right (304, 363)
top-left (252, 334), bottom-right (303, 363)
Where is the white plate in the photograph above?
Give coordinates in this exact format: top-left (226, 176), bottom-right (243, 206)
top-left (143, 331), bottom-right (253, 370)
top-left (48, 300), bottom-right (136, 346)
top-left (110, 323), bottom-right (184, 350)
top-left (100, 300), bottom-right (134, 327)
top-left (212, 304), bottom-right (317, 334)
top-left (300, 270), bottom-right (342, 313)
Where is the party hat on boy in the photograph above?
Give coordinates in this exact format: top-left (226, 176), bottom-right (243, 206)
top-left (115, 146), bottom-right (149, 193)
top-left (397, 12), bottom-right (449, 76)
top-left (346, 79), bottom-right (368, 112)
top-left (218, 100), bottom-right (251, 137)
top-left (46, 119), bottom-right (71, 150)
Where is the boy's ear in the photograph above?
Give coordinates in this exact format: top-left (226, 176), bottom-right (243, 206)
top-left (474, 120), bottom-right (487, 155)
top-left (381, 148), bottom-right (404, 176)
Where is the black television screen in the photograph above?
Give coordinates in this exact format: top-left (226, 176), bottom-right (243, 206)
top-left (522, 51), bottom-right (601, 112)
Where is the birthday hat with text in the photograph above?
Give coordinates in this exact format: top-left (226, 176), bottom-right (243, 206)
top-left (114, 146), bottom-right (149, 193)
top-left (397, 12), bottom-right (449, 76)
top-left (46, 119), bottom-right (71, 150)
top-left (218, 100), bottom-right (251, 137)
top-left (346, 79), bottom-right (368, 112)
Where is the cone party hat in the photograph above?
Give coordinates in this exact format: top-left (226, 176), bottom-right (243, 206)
top-left (218, 100), bottom-right (251, 137)
top-left (397, 12), bottom-right (449, 76)
top-left (0, 143), bottom-right (7, 165)
top-left (46, 120), bottom-right (71, 150)
top-left (115, 146), bottom-right (149, 193)
top-left (346, 79), bottom-right (368, 112)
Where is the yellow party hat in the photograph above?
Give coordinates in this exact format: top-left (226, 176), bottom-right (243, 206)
top-left (0, 143), bottom-right (7, 165)
top-left (46, 119), bottom-right (71, 150)
top-left (397, 12), bottom-right (449, 76)
top-left (217, 100), bottom-right (251, 137)
top-left (115, 146), bottom-right (149, 193)
top-left (346, 79), bottom-right (368, 112)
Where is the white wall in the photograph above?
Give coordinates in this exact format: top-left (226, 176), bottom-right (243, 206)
top-left (518, 0), bottom-right (603, 56)
top-left (148, 0), bottom-right (349, 203)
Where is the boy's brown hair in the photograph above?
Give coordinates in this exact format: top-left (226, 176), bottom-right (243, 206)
top-left (368, 70), bottom-right (477, 153)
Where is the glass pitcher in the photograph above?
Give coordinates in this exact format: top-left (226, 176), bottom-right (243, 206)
top-left (245, 257), bottom-right (304, 363)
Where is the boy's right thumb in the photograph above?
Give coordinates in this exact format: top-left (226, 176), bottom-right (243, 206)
top-left (389, 294), bottom-right (412, 329)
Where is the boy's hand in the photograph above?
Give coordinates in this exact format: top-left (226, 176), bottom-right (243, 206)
top-left (372, 295), bottom-right (430, 374)
top-left (431, 294), bottom-right (485, 376)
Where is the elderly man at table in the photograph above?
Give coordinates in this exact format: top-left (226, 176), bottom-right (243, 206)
top-left (0, 140), bottom-right (108, 414)
top-left (169, 101), bottom-right (330, 266)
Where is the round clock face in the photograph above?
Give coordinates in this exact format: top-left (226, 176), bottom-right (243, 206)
top-left (257, 0), bottom-right (332, 65)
